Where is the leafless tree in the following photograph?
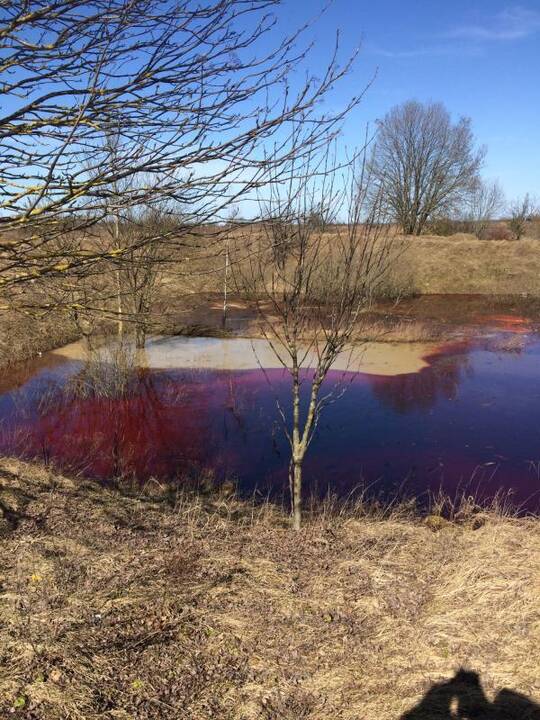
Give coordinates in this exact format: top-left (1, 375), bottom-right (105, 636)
top-left (370, 101), bottom-right (485, 236)
top-left (113, 206), bottom-right (173, 349)
top-left (463, 179), bottom-right (505, 238)
top-left (508, 195), bottom-right (536, 240)
top-left (0, 0), bottom-right (361, 298)
top-left (236, 145), bottom-right (393, 529)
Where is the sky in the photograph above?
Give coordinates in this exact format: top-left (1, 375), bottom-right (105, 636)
top-left (275, 0), bottom-right (540, 201)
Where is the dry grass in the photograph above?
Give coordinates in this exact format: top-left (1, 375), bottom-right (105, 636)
top-left (394, 234), bottom-right (540, 296)
top-left (0, 306), bottom-right (78, 369)
top-left (0, 458), bottom-right (538, 719)
top-left (356, 317), bottom-right (438, 343)
top-left (156, 226), bottom-right (540, 303)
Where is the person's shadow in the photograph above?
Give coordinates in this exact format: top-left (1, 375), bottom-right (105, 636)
top-left (401, 669), bottom-right (540, 719)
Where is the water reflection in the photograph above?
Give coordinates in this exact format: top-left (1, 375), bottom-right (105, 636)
top-left (370, 344), bottom-right (472, 413)
top-left (0, 335), bottom-right (539, 510)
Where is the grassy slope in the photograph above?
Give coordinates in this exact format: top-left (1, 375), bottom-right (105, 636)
top-left (0, 459), bottom-right (538, 719)
top-left (160, 227), bottom-right (540, 299)
top-left (391, 235), bottom-right (540, 296)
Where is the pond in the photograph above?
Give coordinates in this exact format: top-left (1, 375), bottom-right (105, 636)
top-left (0, 332), bottom-right (539, 511)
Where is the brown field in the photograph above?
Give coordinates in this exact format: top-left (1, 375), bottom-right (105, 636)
top-left (0, 458), bottom-right (538, 719)
top-left (165, 223), bottom-right (540, 297)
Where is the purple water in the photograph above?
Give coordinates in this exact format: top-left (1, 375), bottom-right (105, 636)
top-left (1, 335), bottom-right (539, 510)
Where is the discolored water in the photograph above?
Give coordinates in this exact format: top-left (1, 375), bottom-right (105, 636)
top-left (1, 333), bottom-right (539, 510)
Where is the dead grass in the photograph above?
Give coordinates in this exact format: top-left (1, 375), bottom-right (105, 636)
top-left (0, 458), bottom-right (538, 719)
top-left (394, 234), bottom-right (540, 295)
top-left (356, 317), bottom-right (438, 343)
top-left (173, 227), bottom-right (540, 298)
top-left (0, 307), bottom-right (79, 370)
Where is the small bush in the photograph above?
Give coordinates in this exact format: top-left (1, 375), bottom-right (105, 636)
top-left (374, 271), bottom-right (419, 301)
top-left (525, 216), bottom-right (540, 240)
top-left (479, 224), bottom-right (513, 241)
top-left (425, 217), bottom-right (466, 237)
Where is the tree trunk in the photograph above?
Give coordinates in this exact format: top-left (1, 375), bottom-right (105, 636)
top-left (292, 460), bottom-right (302, 531)
top-left (135, 323), bottom-right (146, 349)
top-left (116, 268), bottom-right (124, 339)
top-left (222, 238), bottom-right (229, 329)
top-left (113, 212), bottom-right (124, 340)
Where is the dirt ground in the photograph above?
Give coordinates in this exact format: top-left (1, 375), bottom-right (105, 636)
top-left (0, 458), bottom-right (538, 719)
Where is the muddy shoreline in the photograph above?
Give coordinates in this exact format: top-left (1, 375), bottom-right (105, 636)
top-left (2, 292), bottom-right (540, 377)
top-left (156, 292), bottom-right (540, 343)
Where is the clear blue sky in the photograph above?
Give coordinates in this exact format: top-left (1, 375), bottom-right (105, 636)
top-left (276, 0), bottom-right (540, 201)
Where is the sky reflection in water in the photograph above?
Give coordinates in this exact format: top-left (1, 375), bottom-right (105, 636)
top-left (0, 335), bottom-right (539, 511)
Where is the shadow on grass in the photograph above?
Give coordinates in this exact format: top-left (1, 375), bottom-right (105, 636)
top-left (401, 669), bottom-right (540, 719)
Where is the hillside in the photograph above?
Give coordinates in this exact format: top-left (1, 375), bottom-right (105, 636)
top-left (393, 233), bottom-right (540, 296)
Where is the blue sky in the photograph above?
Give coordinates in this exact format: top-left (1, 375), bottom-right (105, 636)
top-left (276, 0), bottom-right (540, 201)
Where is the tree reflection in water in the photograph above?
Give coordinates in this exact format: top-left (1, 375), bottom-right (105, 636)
top-left (1, 337), bottom-right (539, 512)
top-left (369, 343), bottom-right (472, 414)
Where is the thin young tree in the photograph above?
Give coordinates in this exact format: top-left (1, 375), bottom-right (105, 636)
top-left (370, 100), bottom-right (485, 236)
top-left (237, 145), bottom-right (393, 530)
top-left (122, 206), bottom-right (173, 349)
top-left (0, 0), bottom-right (360, 295)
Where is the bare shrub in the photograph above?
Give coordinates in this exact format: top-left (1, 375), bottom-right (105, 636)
top-left (67, 344), bottom-right (139, 400)
top-left (425, 217), bottom-right (466, 237)
top-left (479, 224), bottom-right (514, 242)
top-left (463, 179), bottom-right (505, 238)
top-left (509, 195), bottom-right (537, 240)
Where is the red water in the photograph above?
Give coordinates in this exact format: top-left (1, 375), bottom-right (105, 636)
top-left (1, 336), bottom-right (539, 510)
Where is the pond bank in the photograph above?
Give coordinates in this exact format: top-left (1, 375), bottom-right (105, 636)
top-left (155, 292), bottom-right (540, 344)
top-left (0, 457), bottom-right (538, 719)
top-left (2, 292), bottom-right (540, 372)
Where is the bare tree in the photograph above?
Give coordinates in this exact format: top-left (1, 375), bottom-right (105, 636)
top-left (464, 179), bottom-right (505, 238)
top-left (370, 100), bottom-right (485, 236)
top-left (114, 206), bottom-right (173, 349)
top-left (237, 146), bottom-right (393, 530)
top-left (0, 0), bottom-right (360, 297)
top-left (508, 195), bottom-right (535, 240)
